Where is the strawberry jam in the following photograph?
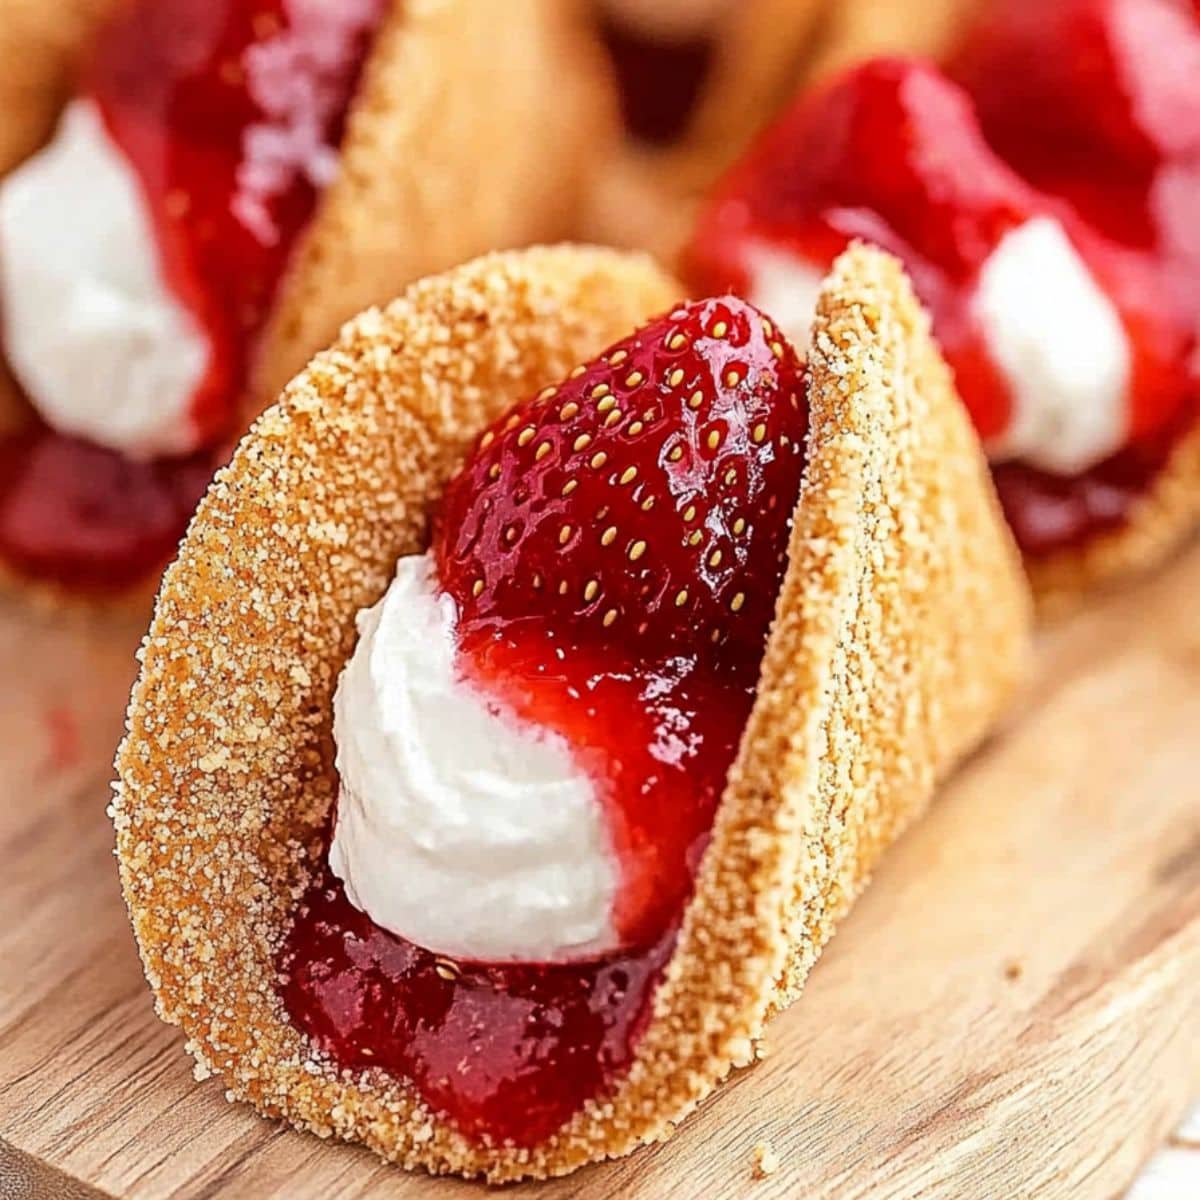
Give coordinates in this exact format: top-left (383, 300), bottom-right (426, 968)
top-left (0, 430), bottom-right (214, 593)
top-left (281, 870), bottom-right (677, 1147)
top-left (0, 0), bottom-right (384, 593)
top-left (281, 298), bottom-right (810, 1145)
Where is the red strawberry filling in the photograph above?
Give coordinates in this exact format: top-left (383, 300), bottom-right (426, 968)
top-left (0, 0), bottom-right (384, 592)
top-left (687, 23), bottom-right (1200, 558)
top-left (280, 297), bottom-right (810, 1145)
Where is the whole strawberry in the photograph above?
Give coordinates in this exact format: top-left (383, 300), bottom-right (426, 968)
top-left (436, 296), bottom-right (808, 670)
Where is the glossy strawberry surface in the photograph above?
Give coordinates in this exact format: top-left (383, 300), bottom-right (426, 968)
top-left (89, 0), bottom-right (385, 442)
top-left (688, 55), bottom-right (1199, 557)
top-left (0, 0), bottom-right (383, 592)
top-left (950, 0), bottom-right (1200, 184)
top-left (689, 59), bottom-right (1055, 443)
top-left (282, 298), bottom-right (811, 1145)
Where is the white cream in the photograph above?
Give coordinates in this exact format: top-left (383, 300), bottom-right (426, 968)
top-left (976, 216), bottom-right (1131, 476)
top-left (330, 555), bottom-right (620, 964)
top-left (742, 240), bottom-right (827, 347)
top-left (0, 100), bottom-right (210, 459)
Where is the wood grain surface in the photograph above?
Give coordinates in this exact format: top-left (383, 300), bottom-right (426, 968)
top-left (2, 539), bottom-right (1199, 1199)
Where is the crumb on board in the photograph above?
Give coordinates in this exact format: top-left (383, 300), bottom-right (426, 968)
top-left (752, 1140), bottom-right (781, 1179)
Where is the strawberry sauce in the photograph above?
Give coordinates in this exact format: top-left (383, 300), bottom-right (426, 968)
top-left (281, 299), bottom-right (810, 1145)
top-left (0, 0), bottom-right (384, 593)
top-left (0, 431), bottom-right (214, 592)
top-left (281, 870), bottom-right (677, 1147)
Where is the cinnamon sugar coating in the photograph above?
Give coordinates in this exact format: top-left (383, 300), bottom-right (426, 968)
top-left (112, 243), bottom-right (1031, 1181)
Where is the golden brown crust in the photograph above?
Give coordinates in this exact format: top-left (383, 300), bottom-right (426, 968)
top-left (804, 0), bottom-right (984, 81)
top-left (113, 242), bottom-right (1030, 1181)
top-left (0, 0), bottom-right (123, 178)
top-left (765, 243), bottom-right (1032, 1007)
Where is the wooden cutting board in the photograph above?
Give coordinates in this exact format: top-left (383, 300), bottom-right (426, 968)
top-left (2, 539), bottom-right (1199, 1200)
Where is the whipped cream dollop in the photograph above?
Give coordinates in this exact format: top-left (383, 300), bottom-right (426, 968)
top-left (975, 216), bottom-right (1132, 476)
top-left (741, 240), bottom-right (827, 347)
top-left (330, 555), bottom-right (621, 964)
top-left (0, 100), bottom-right (210, 459)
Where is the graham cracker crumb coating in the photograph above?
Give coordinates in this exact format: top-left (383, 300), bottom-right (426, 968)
top-left (112, 243), bottom-right (1030, 1182)
top-left (752, 1140), bottom-right (781, 1179)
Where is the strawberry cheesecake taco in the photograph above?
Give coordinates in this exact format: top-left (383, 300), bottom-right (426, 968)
top-left (687, 0), bottom-right (1200, 603)
top-left (112, 243), bottom-right (1030, 1179)
top-left (0, 0), bottom-right (609, 604)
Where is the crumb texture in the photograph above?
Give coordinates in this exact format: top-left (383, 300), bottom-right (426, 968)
top-left (752, 1140), bottom-right (781, 1179)
top-left (113, 242), bottom-right (1031, 1181)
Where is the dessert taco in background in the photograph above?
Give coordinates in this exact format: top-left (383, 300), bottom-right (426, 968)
top-left (581, 0), bottom-right (983, 269)
top-left (582, 0), bottom-right (828, 263)
top-left (687, 0), bottom-right (1200, 605)
top-left (113, 242), bottom-right (1031, 1180)
top-left (0, 0), bottom-right (612, 604)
